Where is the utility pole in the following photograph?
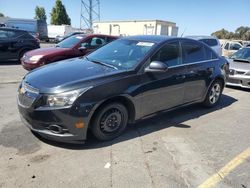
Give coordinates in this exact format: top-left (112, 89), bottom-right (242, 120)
top-left (80, 0), bottom-right (100, 29)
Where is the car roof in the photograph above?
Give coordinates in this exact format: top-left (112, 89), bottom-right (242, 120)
top-left (185, 35), bottom-right (218, 40)
top-left (0, 27), bottom-right (26, 32)
top-left (123, 35), bottom-right (177, 43)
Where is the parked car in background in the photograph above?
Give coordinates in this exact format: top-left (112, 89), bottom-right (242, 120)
top-left (226, 47), bottom-right (250, 89)
top-left (0, 17), bottom-right (48, 41)
top-left (55, 31), bottom-right (85, 43)
top-left (186, 36), bottom-right (222, 56)
top-left (17, 36), bottom-right (228, 143)
top-left (0, 27), bottom-right (40, 62)
top-left (21, 34), bottom-right (118, 70)
top-left (47, 25), bottom-right (79, 41)
top-left (222, 41), bottom-right (242, 57)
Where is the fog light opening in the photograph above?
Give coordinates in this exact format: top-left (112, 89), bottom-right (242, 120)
top-left (49, 125), bottom-right (63, 134)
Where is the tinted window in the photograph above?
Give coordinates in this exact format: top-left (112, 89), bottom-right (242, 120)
top-left (224, 43), bottom-right (229, 50)
top-left (106, 37), bottom-right (116, 43)
top-left (181, 41), bottom-right (206, 64)
top-left (0, 30), bottom-right (8, 39)
top-left (199, 39), bottom-right (218, 47)
top-left (230, 43), bottom-right (241, 50)
top-left (151, 42), bottom-right (181, 67)
top-left (204, 46), bottom-right (218, 60)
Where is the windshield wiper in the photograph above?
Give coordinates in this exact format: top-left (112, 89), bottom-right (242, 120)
top-left (85, 57), bottom-right (118, 70)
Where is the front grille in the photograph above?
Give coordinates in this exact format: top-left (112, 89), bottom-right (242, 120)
top-left (18, 82), bottom-right (39, 108)
top-left (235, 70), bottom-right (246, 75)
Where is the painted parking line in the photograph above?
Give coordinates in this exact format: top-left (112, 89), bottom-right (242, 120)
top-left (198, 147), bottom-right (250, 188)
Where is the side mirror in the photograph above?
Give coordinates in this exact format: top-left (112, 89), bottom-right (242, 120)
top-left (78, 46), bottom-right (87, 52)
top-left (145, 61), bottom-right (168, 73)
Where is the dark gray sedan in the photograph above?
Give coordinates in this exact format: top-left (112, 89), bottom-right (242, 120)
top-left (226, 47), bottom-right (250, 89)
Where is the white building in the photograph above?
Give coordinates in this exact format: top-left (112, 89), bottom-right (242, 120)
top-left (93, 20), bottom-right (178, 36)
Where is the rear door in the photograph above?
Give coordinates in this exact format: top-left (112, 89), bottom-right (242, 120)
top-left (0, 29), bottom-right (10, 60)
top-left (140, 41), bottom-right (186, 117)
top-left (181, 40), bottom-right (217, 103)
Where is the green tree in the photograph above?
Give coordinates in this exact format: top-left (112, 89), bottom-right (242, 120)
top-left (50, 0), bottom-right (71, 25)
top-left (235, 26), bottom-right (250, 39)
top-left (212, 29), bottom-right (230, 39)
top-left (34, 6), bottom-right (47, 20)
top-left (0, 12), bottom-right (4, 17)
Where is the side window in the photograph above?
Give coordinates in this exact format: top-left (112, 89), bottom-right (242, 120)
top-left (204, 46), bottom-right (218, 60)
top-left (199, 39), bottom-right (218, 47)
top-left (0, 30), bottom-right (8, 39)
top-left (106, 37), bottom-right (116, 43)
top-left (230, 43), bottom-right (241, 50)
top-left (90, 37), bottom-right (106, 46)
top-left (151, 42), bottom-right (181, 67)
top-left (7, 31), bottom-right (16, 38)
top-left (224, 43), bottom-right (229, 50)
top-left (181, 41), bottom-right (206, 64)
top-left (81, 37), bottom-right (106, 49)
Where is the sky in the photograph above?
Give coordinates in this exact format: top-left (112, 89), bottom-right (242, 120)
top-left (0, 0), bottom-right (249, 36)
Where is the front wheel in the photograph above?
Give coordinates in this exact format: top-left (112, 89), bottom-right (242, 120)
top-left (91, 103), bottom-right (128, 141)
top-left (203, 80), bottom-right (223, 107)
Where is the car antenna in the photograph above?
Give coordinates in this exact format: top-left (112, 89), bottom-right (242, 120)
top-left (181, 28), bottom-right (187, 37)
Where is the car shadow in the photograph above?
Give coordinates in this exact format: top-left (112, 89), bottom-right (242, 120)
top-left (34, 94), bottom-right (237, 150)
top-left (0, 60), bottom-right (20, 65)
top-left (226, 85), bottom-right (250, 92)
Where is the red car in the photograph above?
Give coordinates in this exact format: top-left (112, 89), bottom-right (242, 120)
top-left (21, 34), bottom-right (118, 70)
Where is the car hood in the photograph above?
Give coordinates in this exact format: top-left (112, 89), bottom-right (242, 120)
top-left (228, 58), bottom-right (250, 71)
top-left (23, 58), bottom-right (124, 94)
top-left (25, 47), bottom-right (70, 57)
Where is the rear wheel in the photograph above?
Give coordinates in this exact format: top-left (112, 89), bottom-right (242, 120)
top-left (203, 80), bottom-right (223, 107)
top-left (91, 103), bottom-right (128, 141)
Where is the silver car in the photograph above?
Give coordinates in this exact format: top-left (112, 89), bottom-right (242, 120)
top-left (226, 47), bottom-right (250, 89)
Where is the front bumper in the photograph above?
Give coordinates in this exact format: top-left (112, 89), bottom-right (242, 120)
top-left (18, 98), bottom-right (93, 144)
top-left (21, 60), bottom-right (40, 71)
top-left (226, 75), bottom-right (250, 89)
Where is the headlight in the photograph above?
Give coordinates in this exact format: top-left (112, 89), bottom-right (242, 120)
top-left (30, 55), bottom-right (43, 61)
top-left (46, 87), bottom-right (92, 108)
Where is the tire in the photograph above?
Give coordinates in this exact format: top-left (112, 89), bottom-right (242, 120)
top-left (203, 80), bottom-right (223, 107)
top-left (91, 103), bottom-right (128, 141)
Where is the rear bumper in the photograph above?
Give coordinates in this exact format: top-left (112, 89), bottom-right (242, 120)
top-left (226, 75), bottom-right (250, 89)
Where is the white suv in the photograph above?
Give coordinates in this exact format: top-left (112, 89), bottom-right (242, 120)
top-left (186, 36), bottom-right (222, 56)
top-left (222, 41), bottom-right (242, 57)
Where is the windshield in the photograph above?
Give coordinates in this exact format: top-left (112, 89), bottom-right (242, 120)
top-left (86, 39), bottom-right (155, 70)
top-left (230, 48), bottom-right (250, 61)
top-left (57, 35), bottom-right (86, 48)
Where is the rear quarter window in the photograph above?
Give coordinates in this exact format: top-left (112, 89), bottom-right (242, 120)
top-left (199, 39), bottom-right (218, 47)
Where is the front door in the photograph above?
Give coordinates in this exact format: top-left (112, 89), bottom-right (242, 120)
top-left (140, 41), bottom-right (186, 117)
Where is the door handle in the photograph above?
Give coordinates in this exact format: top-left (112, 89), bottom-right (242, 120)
top-left (175, 75), bottom-right (186, 80)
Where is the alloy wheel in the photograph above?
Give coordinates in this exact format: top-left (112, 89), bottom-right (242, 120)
top-left (209, 83), bottom-right (221, 104)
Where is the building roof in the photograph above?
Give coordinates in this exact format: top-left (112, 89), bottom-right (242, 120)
top-left (93, 19), bottom-right (176, 25)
